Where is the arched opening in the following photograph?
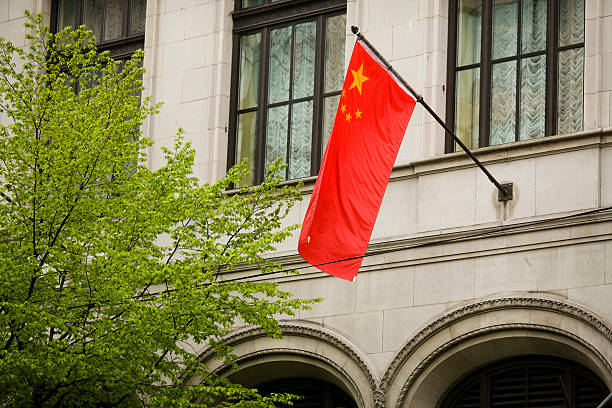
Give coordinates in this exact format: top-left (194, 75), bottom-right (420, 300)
top-left (258, 377), bottom-right (358, 408)
top-left (440, 356), bottom-right (610, 408)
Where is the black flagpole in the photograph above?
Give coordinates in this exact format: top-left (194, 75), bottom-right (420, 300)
top-left (351, 26), bottom-right (513, 202)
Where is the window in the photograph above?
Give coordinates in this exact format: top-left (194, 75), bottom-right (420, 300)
top-left (51, 0), bottom-right (146, 59)
top-left (441, 356), bottom-right (610, 408)
top-left (228, 0), bottom-right (346, 185)
top-left (446, 0), bottom-right (584, 151)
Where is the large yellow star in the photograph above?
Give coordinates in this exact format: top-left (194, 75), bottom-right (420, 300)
top-left (349, 64), bottom-right (369, 95)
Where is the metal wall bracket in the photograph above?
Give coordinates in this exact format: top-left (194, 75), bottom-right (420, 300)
top-left (498, 183), bottom-right (513, 202)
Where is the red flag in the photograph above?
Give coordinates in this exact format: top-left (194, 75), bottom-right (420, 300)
top-left (298, 40), bottom-right (416, 281)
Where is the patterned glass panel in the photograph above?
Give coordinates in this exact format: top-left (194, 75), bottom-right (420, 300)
top-left (521, 0), bottom-right (546, 53)
top-left (58, 0), bottom-right (77, 29)
top-left (557, 48), bottom-right (583, 134)
top-left (289, 101), bottom-right (313, 179)
top-left (236, 111), bottom-right (258, 186)
top-left (519, 55), bottom-right (546, 140)
top-left (129, 0), bottom-right (147, 34)
top-left (104, 0), bottom-right (125, 40)
top-left (293, 21), bottom-right (316, 99)
top-left (455, 68), bottom-right (480, 149)
top-left (490, 60), bottom-right (516, 145)
top-left (559, 0), bottom-right (584, 46)
top-left (456, 0), bottom-right (482, 67)
top-left (268, 26), bottom-right (292, 104)
top-left (238, 33), bottom-right (261, 110)
top-left (324, 14), bottom-right (346, 93)
top-left (265, 105), bottom-right (289, 168)
top-left (492, 0), bottom-right (517, 60)
top-left (322, 95), bottom-right (340, 155)
top-left (84, 0), bottom-right (104, 40)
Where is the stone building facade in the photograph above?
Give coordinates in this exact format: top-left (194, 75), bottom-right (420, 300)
top-left (1, 0), bottom-right (611, 406)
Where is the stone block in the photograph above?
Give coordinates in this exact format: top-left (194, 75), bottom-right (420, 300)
top-left (475, 158), bottom-right (536, 223)
top-left (355, 266), bottom-right (414, 313)
top-left (414, 259), bottom-right (475, 305)
top-left (382, 303), bottom-right (446, 352)
top-left (568, 284), bottom-right (612, 323)
top-left (186, 3), bottom-right (215, 39)
top-left (364, 0), bottom-right (419, 31)
top-left (600, 147), bottom-right (611, 206)
top-left (0, 2), bottom-right (8, 22)
top-left (162, 37), bottom-right (207, 74)
top-left (300, 276), bottom-right (356, 319)
top-left (364, 29), bottom-right (393, 64)
top-left (602, 17), bottom-right (612, 54)
top-left (583, 55), bottom-right (600, 94)
top-left (153, 72), bottom-right (182, 106)
top-left (0, 19), bottom-right (26, 47)
top-left (181, 67), bottom-right (211, 102)
top-left (392, 20), bottom-right (426, 60)
top-left (417, 168), bottom-right (476, 232)
top-left (603, 52), bottom-right (612, 92)
top-left (158, 10), bottom-right (185, 44)
top-left (583, 92), bottom-right (599, 129)
top-left (9, 0), bottom-right (33, 20)
top-left (371, 178), bottom-right (418, 241)
top-left (535, 149), bottom-right (599, 216)
top-left (324, 311), bottom-right (383, 353)
top-left (533, 243), bottom-right (605, 291)
top-left (584, 17), bottom-right (599, 57)
top-left (474, 252), bottom-right (538, 298)
top-left (393, 55), bottom-right (424, 96)
top-left (604, 0), bottom-right (612, 17)
top-left (606, 240), bottom-right (612, 284)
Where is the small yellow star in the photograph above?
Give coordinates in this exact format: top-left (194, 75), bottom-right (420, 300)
top-left (349, 64), bottom-right (369, 95)
top-left (355, 109), bottom-right (362, 119)
top-left (341, 104), bottom-right (346, 113)
top-left (346, 113), bottom-right (352, 121)
top-left (341, 89), bottom-right (346, 97)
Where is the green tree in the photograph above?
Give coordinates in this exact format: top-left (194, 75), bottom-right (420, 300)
top-left (0, 13), bottom-right (312, 407)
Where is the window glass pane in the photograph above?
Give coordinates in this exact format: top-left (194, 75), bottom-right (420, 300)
top-left (521, 0), bottom-right (546, 53)
top-left (557, 47), bottom-right (583, 134)
top-left (519, 55), bottom-right (546, 140)
top-left (242, 0), bottom-right (264, 8)
top-left (104, 0), bottom-right (125, 40)
top-left (268, 26), bottom-right (292, 104)
top-left (239, 33), bottom-right (261, 110)
top-left (292, 21), bottom-right (316, 99)
top-left (84, 0), bottom-right (104, 40)
top-left (129, 0), bottom-right (147, 34)
top-left (456, 0), bottom-right (482, 67)
top-left (289, 101), bottom-right (313, 179)
top-left (455, 68), bottom-right (480, 149)
top-left (490, 60), bottom-right (516, 145)
top-left (322, 95), bottom-right (340, 155)
top-left (236, 111), bottom-right (258, 186)
top-left (58, 0), bottom-right (77, 29)
top-left (265, 105), bottom-right (289, 170)
top-left (559, 0), bottom-right (584, 46)
top-left (324, 14), bottom-right (346, 93)
top-left (492, 0), bottom-right (518, 60)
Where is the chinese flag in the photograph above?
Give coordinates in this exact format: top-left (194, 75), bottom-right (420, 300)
top-left (298, 40), bottom-right (416, 281)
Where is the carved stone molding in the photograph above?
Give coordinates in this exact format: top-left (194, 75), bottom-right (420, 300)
top-left (380, 296), bottom-right (612, 393)
top-left (199, 322), bottom-right (377, 390)
top-left (214, 347), bottom-right (366, 408)
top-left (394, 323), bottom-right (612, 408)
top-left (373, 388), bottom-right (386, 408)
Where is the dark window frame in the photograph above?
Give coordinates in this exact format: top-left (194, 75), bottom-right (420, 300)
top-left (50, 0), bottom-right (146, 60)
top-left (445, 0), bottom-right (585, 153)
top-left (439, 356), bottom-right (610, 408)
top-left (228, 0), bottom-right (346, 185)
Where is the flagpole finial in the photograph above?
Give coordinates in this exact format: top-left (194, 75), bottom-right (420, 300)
top-left (351, 26), bottom-right (360, 35)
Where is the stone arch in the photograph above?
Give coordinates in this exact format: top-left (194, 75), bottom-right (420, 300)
top-left (197, 320), bottom-right (379, 408)
top-left (379, 295), bottom-right (612, 408)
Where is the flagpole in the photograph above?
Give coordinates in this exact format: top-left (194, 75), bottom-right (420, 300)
top-left (350, 26), bottom-right (513, 202)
